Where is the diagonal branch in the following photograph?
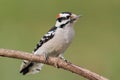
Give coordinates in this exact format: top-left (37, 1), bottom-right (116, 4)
top-left (0, 48), bottom-right (108, 80)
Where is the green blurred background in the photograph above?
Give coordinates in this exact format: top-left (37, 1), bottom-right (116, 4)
top-left (0, 0), bottom-right (120, 80)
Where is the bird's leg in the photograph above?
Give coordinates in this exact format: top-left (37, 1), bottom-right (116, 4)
top-left (58, 54), bottom-right (71, 64)
top-left (44, 53), bottom-right (49, 63)
top-left (58, 54), bottom-right (65, 60)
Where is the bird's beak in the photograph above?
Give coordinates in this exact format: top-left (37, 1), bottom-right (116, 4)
top-left (70, 14), bottom-right (80, 23)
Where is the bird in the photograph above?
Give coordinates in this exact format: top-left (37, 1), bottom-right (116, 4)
top-left (20, 12), bottom-right (80, 75)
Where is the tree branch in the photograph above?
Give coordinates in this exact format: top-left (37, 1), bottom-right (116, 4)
top-left (0, 48), bottom-right (108, 80)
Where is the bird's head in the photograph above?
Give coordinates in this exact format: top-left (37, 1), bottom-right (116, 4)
top-left (55, 12), bottom-right (80, 28)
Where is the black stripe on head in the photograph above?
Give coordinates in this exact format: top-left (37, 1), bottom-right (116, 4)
top-left (57, 17), bottom-right (67, 22)
top-left (57, 12), bottom-right (72, 22)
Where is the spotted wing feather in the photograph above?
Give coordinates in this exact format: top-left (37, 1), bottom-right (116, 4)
top-left (33, 26), bottom-right (57, 52)
top-left (20, 26), bottom-right (57, 75)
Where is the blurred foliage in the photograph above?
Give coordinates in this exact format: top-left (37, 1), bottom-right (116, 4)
top-left (0, 0), bottom-right (120, 80)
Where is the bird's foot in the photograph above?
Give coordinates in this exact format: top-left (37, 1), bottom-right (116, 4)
top-left (58, 55), bottom-right (71, 64)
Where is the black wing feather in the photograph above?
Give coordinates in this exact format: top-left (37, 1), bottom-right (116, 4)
top-left (33, 26), bottom-right (57, 52)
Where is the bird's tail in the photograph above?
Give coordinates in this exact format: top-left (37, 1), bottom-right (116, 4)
top-left (20, 60), bottom-right (44, 75)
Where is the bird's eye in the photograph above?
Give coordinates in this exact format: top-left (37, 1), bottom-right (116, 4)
top-left (57, 17), bottom-right (67, 22)
top-left (61, 17), bottom-right (67, 20)
top-left (66, 16), bottom-right (70, 19)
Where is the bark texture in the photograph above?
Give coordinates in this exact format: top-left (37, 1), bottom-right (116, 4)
top-left (0, 48), bottom-right (108, 80)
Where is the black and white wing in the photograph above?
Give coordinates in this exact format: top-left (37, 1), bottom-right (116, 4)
top-left (33, 26), bottom-right (57, 52)
top-left (20, 26), bottom-right (57, 75)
